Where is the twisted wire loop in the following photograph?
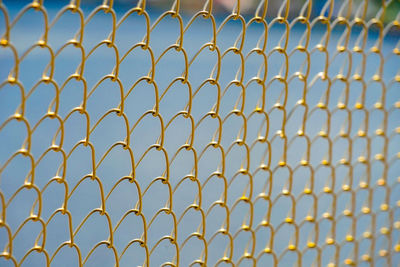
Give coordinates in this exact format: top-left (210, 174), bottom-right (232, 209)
top-left (0, 0), bottom-right (399, 266)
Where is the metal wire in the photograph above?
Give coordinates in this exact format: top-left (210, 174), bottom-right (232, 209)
top-left (0, 0), bottom-right (399, 266)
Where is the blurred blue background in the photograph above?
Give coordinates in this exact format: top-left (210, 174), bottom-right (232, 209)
top-left (0, 0), bottom-right (399, 266)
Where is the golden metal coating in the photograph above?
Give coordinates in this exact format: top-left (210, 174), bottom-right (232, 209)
top-left (0, 0), bottom-right (399, 266)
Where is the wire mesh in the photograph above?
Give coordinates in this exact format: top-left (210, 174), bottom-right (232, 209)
top-left (0, 0), bottom-right (399, 266)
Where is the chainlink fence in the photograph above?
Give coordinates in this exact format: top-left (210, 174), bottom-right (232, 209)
top-left (0, 0), bottom-right (399, 266)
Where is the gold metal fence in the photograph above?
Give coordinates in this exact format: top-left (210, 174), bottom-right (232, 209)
top-left (0, 0), bottom-right (399, 266)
